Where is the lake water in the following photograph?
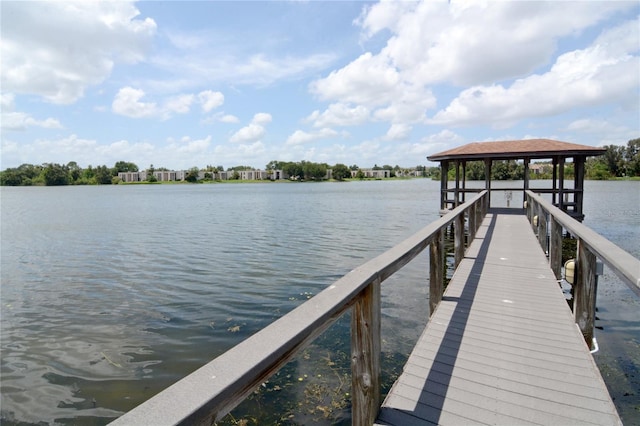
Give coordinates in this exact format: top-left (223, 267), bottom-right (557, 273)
top-left (1, 179), bottom-right (638, 424)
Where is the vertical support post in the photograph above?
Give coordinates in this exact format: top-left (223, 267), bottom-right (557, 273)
top-left (537, 205), bottom-right (547, 253)
top-left (454, 212), bottom-right (465, 268)
top-left (454, 160), bottom-right (460, 207)
top-left (558, 157), bottom-right (565, 212)
top-left (461, 161), bottom-right (467, 204)
top-left (484, 159), bottom-right (492, 208)
top-left (468, 203), bottom-right (477, 243)
top-left (574, 156), bottom-right (585, 221)
top-left (574, 239), bottom-right (597, 348)
top-left (523, 158), bottom-right (530, 207)
top-left (440, 160), bottom-right (449, 211)
top-left (429, 229), bottom-right (444, 316)
top-left (552, 157), bottom-right (558, 206)
top-left (477, 193), bottom-right (484, 229)
top-left (549, 215), bottom-right (562, 280)
top-left (351, 280), bottom-right (381, 425)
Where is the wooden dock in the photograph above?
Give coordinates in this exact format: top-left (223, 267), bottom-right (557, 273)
top-left (112, 190), bottom-right (640, 426)
top-left (375, 210), bottom-right (621, 425)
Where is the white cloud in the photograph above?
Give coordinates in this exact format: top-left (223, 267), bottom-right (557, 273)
top-left (203, 112), bottom-right (239, 124)
top-left (565, 118), bottom-right (638, 146)
top-left (2, 112), bottom-right (63, 131)
top-left (360, 1), bottom-right (632, 87)
top-left (167, 135), bottom-right (212, 154)
top-left (0, 93), bottom-right (63, 131)
top-left (310, 52), bottom-right (400, 107)
top-left (1, 93), bottom-right (16, 110)
top-left (1, 1), bottom-right (156, 104)
top-left (112, 87), bottom-right (158, 118)
top-left (229, 113), bottom-right (272, 143)
top-left (430, 18), bottom-right (640, 128)
top-left (219, 114), bottom-right (240, 124)
top-left (198, 90), bottom-right (224, 113)
top-left (285, 128), bottom-right (338, 146)
top-left (112, 88), bottom-right (221, 119)
top-left (384, 123), bottom-right (411, 141)
top-left (151, 47), bottom-right (336, 90)
top-left (252, 112), bottom-right (272, 125)
top-left (306, 103), bottom-right (370, 128)
top-left (307, 0), bottom-right (635, 141)
top-left (164, 94), bottom-right (195, 116)
top-left (229, 123), bottom-right (265, 144)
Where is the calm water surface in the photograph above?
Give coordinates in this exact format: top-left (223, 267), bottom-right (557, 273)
top-left (1, 179), bottom-right (638, 424)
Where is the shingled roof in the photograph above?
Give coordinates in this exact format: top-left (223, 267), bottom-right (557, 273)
top-left (427, 139), bottom-right (606, 161)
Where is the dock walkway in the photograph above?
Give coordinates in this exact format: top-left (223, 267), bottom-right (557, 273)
top-left (376, 210), bottom-right (621, 425)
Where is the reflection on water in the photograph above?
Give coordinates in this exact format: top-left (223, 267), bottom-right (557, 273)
top-left (1, 179), bottom-right (638, 424)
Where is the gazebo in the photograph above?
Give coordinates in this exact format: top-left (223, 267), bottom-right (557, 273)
top-left (427, 139), bottom-right (606, 221)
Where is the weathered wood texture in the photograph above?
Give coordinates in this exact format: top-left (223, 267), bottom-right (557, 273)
top-left (429, 229), bottom-right (444, 316)
top-left (351, 279), bottom-right (382, 425)
top-left (526, 190), bottom-right (640, 296)
top-left (376, 211), bottom-right (621, 426)
top-left (574, 239), bottom-right (598, 345)
top-left (549, 215), bottom-right (563, 280)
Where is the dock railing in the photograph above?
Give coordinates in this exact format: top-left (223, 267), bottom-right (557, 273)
top-left (110, 191), bottom-right (489, 426)
top-left (525, 190), bottom-right (640, 348)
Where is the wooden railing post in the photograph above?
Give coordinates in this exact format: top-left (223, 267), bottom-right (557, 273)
top-left (351, 280), bottom-right (381, 425)
top-left (454, 212), bottom-right (465, 268)
top-left (574, 239), bottom-right (597, 348)
top-left (429, 230), bottom-right (444, 316)
top-left (537, 205), bottom-right (547, 253)
top-left (468, 204), bottom-right (477, 243)
top-left (549, 216), bottom-right (562, 280)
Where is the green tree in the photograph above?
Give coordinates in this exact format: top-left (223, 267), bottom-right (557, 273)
top-left (282, 162), bottom-right (304, 180)
top-left (465, 161), bottom-right (485, 180)
top-left (94, 165), bottom-right (112, 184)
top-left (113, 161), bottom-right (139, 175)
top-left (67, 161), bottom-right (82, 183)
top-left (602, 145), bottom-right (624, 177)
top-left (146, 164), bottom-right (156, 182)
top-left (624, 138), bottom-right (640, 176)
top-left (43, 163), bottom-right (69, 186)
top-left (332, 163), bottom-right (351, 181)
top-left (185, 167), bottom-right (200, 182)
top-left (302, 161), bottom-right (328, 180)
top-left (586, 160), bottom-right (611, 180)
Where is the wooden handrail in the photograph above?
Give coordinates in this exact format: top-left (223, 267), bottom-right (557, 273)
top-left (110, 191), bottom-right (488, 426)
top-left (526, 190), bottom-right (639, 293)
top-left (525, 190), bottom-right (640, 347)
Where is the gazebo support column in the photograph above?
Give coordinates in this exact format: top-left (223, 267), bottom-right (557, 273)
top-left (552, 157), bottom-right (558, 205)
top-left (484, 159), bottom-right (492, 208)
top-left (558, 157), bottom-right (565, 212)
top-left (462, 161), bottom-right (467, 204)
top-left (440, 160), bottom-right (449, 211)
top-left (523, 158), bottom-right (530, 207)
top-left (574, 156), bottom-right (586, 221)
top-left (454, 161), bottom-right (460, 207)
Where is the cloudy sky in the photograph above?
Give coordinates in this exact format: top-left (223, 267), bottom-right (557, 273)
top-left (1, 1), bottom-right (638, 171)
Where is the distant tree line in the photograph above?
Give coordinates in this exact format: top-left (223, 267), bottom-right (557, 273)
top-left (0, 161), bottom-right (139, 186)
top-left (0, 160), bottom-right (432, 186)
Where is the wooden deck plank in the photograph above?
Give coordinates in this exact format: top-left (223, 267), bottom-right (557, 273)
top-left (376, 211), bottom-right (621, 425)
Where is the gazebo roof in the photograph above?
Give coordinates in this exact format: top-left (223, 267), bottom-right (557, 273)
top-left (427, 139), bottom-right (606, 162)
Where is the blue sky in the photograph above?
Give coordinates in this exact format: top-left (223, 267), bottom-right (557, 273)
top-left (1, 1), bottom-right (639, 170)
